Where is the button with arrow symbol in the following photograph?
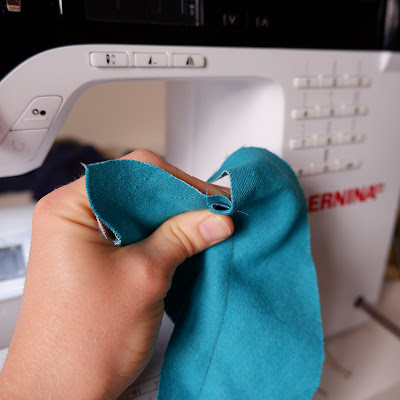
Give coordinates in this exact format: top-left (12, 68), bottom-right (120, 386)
top-left (134, 53), bottom-right (168, 67)
top-left (90, 52), bottom-right (129, 68)
top-left (173, 54), bottom-right (206, 68)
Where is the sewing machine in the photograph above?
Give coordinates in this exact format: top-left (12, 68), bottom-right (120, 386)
top-left (1, 1), bottom-right (400, 398)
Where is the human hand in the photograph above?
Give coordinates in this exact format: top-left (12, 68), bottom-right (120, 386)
top-left (0, 150), bottom-right (233, 400)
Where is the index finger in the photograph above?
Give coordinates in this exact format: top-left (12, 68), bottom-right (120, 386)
top-left (120, 149), bottom-right (231, 199)
top-left (67, 149), bottom-right (230, 213)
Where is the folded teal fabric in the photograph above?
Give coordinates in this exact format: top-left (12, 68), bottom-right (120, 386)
top-left (85, 147), bottom-right (324, 399)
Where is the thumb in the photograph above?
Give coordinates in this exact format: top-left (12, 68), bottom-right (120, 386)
top-left (140, 209), bottom-right (234, 275)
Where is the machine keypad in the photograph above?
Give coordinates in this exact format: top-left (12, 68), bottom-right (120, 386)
top-left (293, 159), bottom-right (362, 177)
top-left (289, 132), bottom-right (364, 150)
top-left (290, 71), bottom-right (371, 177)
top-left (291, 104), bottom-right (368, 120)
top-left (293, 74), bottom-right (371, 89)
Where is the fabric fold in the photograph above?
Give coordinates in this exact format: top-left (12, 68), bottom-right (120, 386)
top-left (86, 147), bottom-right (324, 399)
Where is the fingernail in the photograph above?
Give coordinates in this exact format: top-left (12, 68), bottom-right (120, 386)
top-left (199, 214), bottom-right (233, 245)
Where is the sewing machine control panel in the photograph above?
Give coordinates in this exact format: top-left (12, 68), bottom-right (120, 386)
top-left (0, 96), bottom-right (62, 167)
top-left (0, 49), bottom-right (207, 176)
top-left (12, 96), bottom-right (63, 130)
top-left (89, 52), bottom-right (206, 68)
top-left (289, 72), bottom-right (372, 178)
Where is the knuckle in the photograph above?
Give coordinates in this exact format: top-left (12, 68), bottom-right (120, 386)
top-left (32, 185), bottom-right (79, 227)
top-left (33, 189), bottom-right (62, 221)
top-left (127, 149), bottom-right (164, 167)
top-left (33, 182), bottom-right (92, 225)
top-left (31, 190), bottom-right (66, 242)
top-left (163, 223), bottom-right (197, 260)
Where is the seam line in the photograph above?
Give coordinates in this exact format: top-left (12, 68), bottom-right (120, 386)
top-left (195, 235), bottom-right (235, 400)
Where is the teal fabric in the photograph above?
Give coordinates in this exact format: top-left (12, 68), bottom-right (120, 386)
top-left (85, 147), bottom-right (324, 399)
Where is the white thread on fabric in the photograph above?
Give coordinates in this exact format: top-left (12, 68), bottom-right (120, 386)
top-left (95, 215), bottom-right (109, 240)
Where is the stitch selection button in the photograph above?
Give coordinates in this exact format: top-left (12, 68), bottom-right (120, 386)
top-left (294, 166), bottom-right (312, 177)
top-left (353, 104), bottom-right (368, 116)
top-left (289, 138), bottom-right (303, 150)
top-left (173, 54), bottom-right (206, 68)
top-left (317, 106), bottom-right (333, 119)
top-left (319, 75), bottom-right (336, 88)
top-left (294, 158), bottom-right (362, 177)
top-left (134, 53), bottom-right (168, 67)
top-left (341, 159), bottom-right (362, 171)
top-left (291, 107), bottom-right (318, 120)
top-left (293, 74), bottom-right (372, 89)
top-left (90, 52), bottom-right (129, 68)
top-left (360, 76), bottom-right (372, 87)
top-left (314, 136), bottom-right (328, 147)
top-left (293, 77), bottom-right (309, 89)
top-left (293, 76), bottom-right (319, 89)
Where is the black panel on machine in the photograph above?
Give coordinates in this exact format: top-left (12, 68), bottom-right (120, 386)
top-left (0, 0), bottom-right (395, 80)
top-left (85, 0), bottom-right (202, 26)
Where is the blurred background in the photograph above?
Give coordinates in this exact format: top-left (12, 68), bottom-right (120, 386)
top-left (0, 81), bottom-right (166, 208)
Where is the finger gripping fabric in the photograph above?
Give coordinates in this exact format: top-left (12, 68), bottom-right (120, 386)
top-left (85, 147), bottom-right (324, 399)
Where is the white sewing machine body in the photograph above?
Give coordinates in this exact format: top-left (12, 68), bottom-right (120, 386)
top-left (0, 2), bottom-right (399, 342)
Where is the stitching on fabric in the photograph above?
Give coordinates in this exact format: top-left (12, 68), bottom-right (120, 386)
top-left (212, 202), bottom-right (230, 210)
top-left (235, 209), bottom-right (249, 216)
top-left (195, 235), bottom-right (235, 400)
top-left (213, 203), bottom-right (249, 216)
